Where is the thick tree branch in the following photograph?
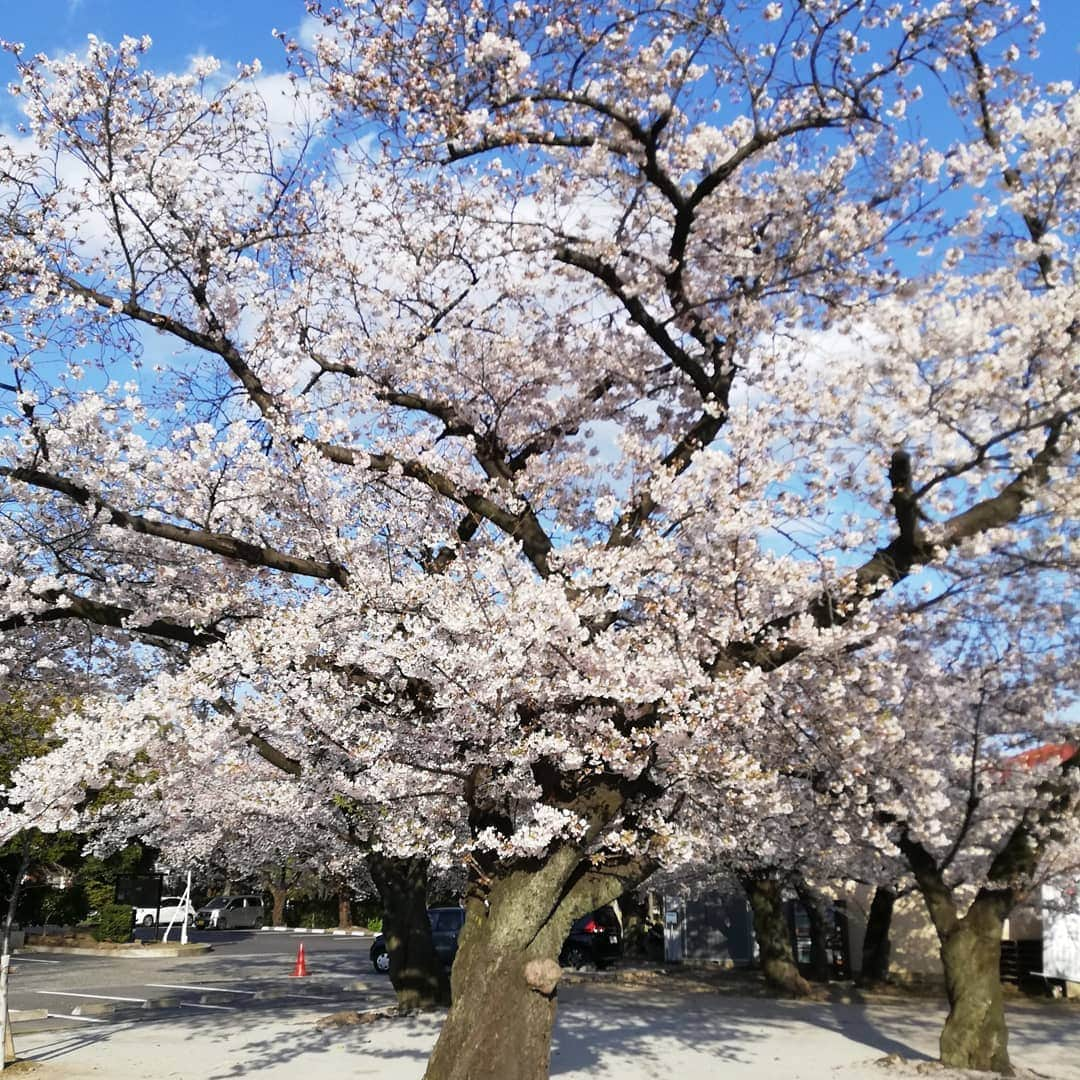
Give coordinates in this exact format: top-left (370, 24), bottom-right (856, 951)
top-left (0, 590), bottom-right (226, 647)
top-left (894, 827), bottom-right (960, 940)
top-left (723, 414), bottom-right (1072, 671)
top-left (554, 247), bottom-right (712, 399)
top-left (2, 465), bottom-right (349, 586)
top-left (51, 275), bottom-right (555, 576)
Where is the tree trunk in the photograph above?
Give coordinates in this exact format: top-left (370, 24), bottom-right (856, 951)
top-left (859, 886), bottom-right (895, 986)
top-left (424, 844), bottom-right (645, 1080)
top-left (424, 891), bottom-right (563, 1080)
top-left (794, 881), bottom-right (830, 983)
top-left (742, 876), bottom-right (811, 997)
top-left (367, 853), bottom-right (450, 1011)
top-left (618, 890), bottom-right (648, 959)
top-left (268, 884), bottom-right (288, 927)
top-left (337, 890), bottom-right (352, 930)
top-left (938, 893), bottom-right (1011, 1075)
top-left (902, 830), bottom-right (1016, 1076)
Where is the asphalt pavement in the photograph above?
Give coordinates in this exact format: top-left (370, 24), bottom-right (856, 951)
top-left (7, 929), bottom-right (388, 1033)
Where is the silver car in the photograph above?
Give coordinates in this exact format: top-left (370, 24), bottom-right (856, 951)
top-left (194, 895), bottom-right (265, 929)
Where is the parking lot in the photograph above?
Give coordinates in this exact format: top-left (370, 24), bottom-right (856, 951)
top-left (8, 932), bottom-right (1080, 1079)
top-left (7, 929), bottom-right (390, 1032)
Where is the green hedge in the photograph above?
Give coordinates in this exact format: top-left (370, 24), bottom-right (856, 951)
top-left (93, 903), bottom-right (134, 942)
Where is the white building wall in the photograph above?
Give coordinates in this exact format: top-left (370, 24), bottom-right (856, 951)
top-left (1042, 884), bottom-right (1080, 982)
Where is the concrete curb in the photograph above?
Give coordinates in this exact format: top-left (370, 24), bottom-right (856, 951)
top-left (260, 926), bottom-right (372, 937)
top-left (19, 943), bottom-right (212, 959)
top-left (10, 1008), bottom-right (48, 1022)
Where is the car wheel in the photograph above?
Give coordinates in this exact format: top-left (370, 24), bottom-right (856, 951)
top-left (142, 914), bottom-right (155, 927)
top-left (562, 945), bottom-right (591, 970)
top-left (373, 948), bottom-right (391, 974)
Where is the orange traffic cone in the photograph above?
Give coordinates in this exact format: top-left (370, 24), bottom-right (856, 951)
top-left (290, 942), bottom-right (309, 977)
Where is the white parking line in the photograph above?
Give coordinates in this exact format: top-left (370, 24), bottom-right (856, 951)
top-left (12, 957), bottom-right (61, 964)
top-left (145, 983), bottom-right (256, 995)
top-left (179, 1002), bottom-right (237, 1011)
top-left (36, 991), bottom-right (147, 1003)
top-left (275, 929), bottom-right (369, 936)
top-left (269, 993), bottom-right (341, 1001)
top-left (45, 1013), bottom-right (107, 1023)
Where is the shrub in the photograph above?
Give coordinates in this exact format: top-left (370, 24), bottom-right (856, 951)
top-left (33, 884), bottom-right (90, 927)
top-left (286, 896), bottom-right (338, 929)
top-left (93, 903), bottom-right (133, 942)
top-left (84, 880), bottom-right (117, 914)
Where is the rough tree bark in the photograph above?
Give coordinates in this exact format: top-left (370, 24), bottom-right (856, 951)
top-left (937, 891), bottom-right (1012, 1074)
top-left (899, 833), bottom-right (1013, 1074)
top-left (423, 843), bottom-right (643, 1080)
top-left (859, 886), bottom-right (895, 986)
top-left (742, 875), bottom-right (812, 997)
top-left (794, 880), bottom-right (831, 983)
top-left (337, 889), bottom-right (352, 930)
top-left (268, 883), bottom-right (288, 928)
top-left (618, 890), bottom-right (648, 959)
top-left (367, 852), bottom-right (451, 1011)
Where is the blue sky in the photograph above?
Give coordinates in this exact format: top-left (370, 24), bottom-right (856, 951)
top-left (2, 0), bottom-right (1077, 84)
top-left (2, 2), bottom-right (308, 70)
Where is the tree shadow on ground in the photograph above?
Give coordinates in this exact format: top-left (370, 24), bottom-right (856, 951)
top-left (548, 984), bottom-right (933, 1077)
top-left (777, 997), bottom-right (938, 1062)
top-left (14, 1028), bottom-right (114, 1062)
top-left (15, 976), bottom-right (1080, 1080)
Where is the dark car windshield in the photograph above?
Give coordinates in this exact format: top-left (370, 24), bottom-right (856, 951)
top-left (202, 897), bottom-right (229, 908)
top-left (429, 908), bottom-right (464, 931)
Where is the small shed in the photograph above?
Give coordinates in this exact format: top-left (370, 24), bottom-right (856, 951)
top-left (662, 894), bottom-right (755, 965)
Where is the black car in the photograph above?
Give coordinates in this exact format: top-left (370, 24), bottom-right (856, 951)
top-left (560, 906), bottom-right (622, 969)
top-left (370, 906), bottom-right (465, 973)
top-left (369, 904), bottom-right (622, 972)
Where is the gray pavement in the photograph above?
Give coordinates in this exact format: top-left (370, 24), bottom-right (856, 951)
top-left (10, 982), bottom-right (1080, 1080)
top-left (7, 931), bottom-right (387, 1032)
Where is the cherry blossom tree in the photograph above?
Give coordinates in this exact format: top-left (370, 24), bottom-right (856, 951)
top-left (0, 1), bottom-right (1077, 1078)
top-left (765, 597), bottom-right (1079, 1073)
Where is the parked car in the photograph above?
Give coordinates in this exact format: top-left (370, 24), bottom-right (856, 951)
top-left (369, 905), bottom-right (622, 972)
top-left (132, 895), bottom-right (198, 928)
top-left (193, 895), bottom-right (265, 930)
top-left (560, 907), bottom-right (622, 969)
top-left (370, 906), bottom-right (465, 973)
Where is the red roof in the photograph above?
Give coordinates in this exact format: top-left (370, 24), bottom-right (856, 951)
top-left (1008, 743), bottom-right (1078, 769)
